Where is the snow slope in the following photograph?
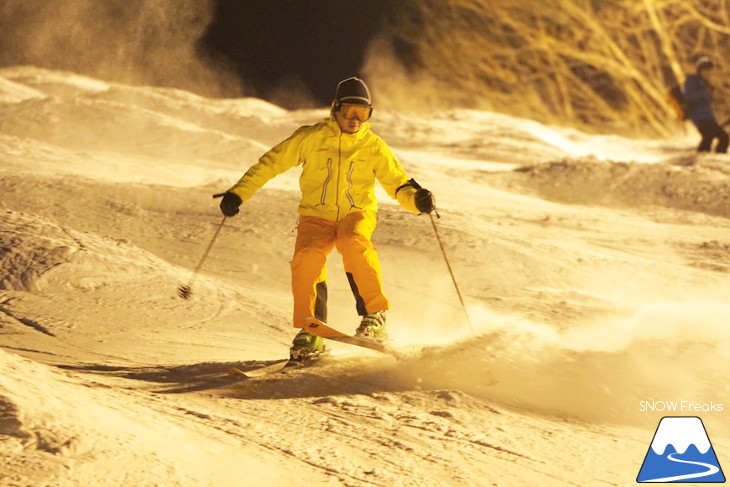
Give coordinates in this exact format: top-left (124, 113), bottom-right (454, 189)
top-left (1, 67), bottom-right (729, 486)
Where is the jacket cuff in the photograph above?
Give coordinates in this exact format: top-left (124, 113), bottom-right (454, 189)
top-left (395, 185), bottom-right (420, 214)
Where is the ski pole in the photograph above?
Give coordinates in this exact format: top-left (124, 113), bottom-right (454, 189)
top-left (177, 214), bottom-right (227, 299)
top-left (428, 211), bottom-right (474, 332)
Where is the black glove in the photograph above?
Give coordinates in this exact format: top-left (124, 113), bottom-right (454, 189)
top-left (219, 191), bottom-right (242, 217)
top-left (414, 188), bottom-right (435, 214)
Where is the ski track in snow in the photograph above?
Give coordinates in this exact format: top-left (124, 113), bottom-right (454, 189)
top-left (0, 66), bottom-right (729, 486)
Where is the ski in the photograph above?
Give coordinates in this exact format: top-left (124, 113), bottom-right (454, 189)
top-left (225, 356), bottom-right (322, 379)
top-left (304, 317), bottom-right (391, 354)
top-left (225, 318), bottom-right (391, 379)
top-left (226, 359), bottom-right (291, 378)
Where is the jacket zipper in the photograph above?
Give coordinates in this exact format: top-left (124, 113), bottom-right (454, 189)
top-left (346, 161), bottom-right (357, 208)
top-left (335, 134), bottom-right (343, 220)
top-left (319, 157), bottom-right (332, 205)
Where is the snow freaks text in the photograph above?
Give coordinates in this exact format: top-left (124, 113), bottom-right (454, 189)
top-left (640, 401), bottom-right (724, 413)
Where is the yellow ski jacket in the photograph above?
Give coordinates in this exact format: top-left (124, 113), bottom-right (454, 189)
top-left (227, 118), bottom-right (420, 221)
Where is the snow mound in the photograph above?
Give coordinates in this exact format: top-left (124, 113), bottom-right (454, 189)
top-left (0, 76), bottom-right (46, 103)
top-left (0, 66), bottom-right (292, 169)
top-left (507, 157), bottom-right (730, 218)
top-left (0, 66), bottom-right (111, 97)
top-left (0, 210), bottom-right (185, 292)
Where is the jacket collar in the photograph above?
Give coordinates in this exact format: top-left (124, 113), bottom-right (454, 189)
top-left (325, 117), bottom-right (371, 140)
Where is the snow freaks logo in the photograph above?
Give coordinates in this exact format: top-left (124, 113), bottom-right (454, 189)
top-left (637, 416), bottom-right (726, 483)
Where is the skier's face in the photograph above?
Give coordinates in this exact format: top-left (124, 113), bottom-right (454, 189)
top-left (335, 103), bottom-right (371, 134)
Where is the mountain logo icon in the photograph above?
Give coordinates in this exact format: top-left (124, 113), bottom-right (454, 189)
top-left (637, 416), bottom-right (726, 483)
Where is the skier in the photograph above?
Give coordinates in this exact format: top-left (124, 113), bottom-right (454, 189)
top-left (218, 77), bottom-right (435, 361)
top-left (683, 56), bottom-right (729, 154)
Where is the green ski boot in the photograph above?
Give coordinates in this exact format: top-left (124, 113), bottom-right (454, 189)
top-left (355, 311), bottom-right (388, 343)
top-left (289, 329), bottom-right (326, 362)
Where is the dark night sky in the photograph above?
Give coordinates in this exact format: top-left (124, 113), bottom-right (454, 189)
top-left (0, 0), bottom-right (402, 108)
top-left (197, 1), bottom-right (395, 107)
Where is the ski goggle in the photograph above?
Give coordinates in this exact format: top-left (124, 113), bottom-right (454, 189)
top-left (338, 103), bottom-right (372, 121)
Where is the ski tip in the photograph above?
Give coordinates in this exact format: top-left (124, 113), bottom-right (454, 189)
top-left (225, 367), bottom-right (249, 378)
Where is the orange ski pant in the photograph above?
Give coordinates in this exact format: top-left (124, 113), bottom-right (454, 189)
top-left (290, 210), bottom-right (389, 329)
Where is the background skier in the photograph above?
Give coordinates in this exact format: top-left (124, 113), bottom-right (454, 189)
top-left (684, 56), bottom-right (729, 153)
top-left (218, 77), bottom-right (435, 361)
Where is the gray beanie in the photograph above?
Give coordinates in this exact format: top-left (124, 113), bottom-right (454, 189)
top-left (334, 77), bottom-right (371, 106)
